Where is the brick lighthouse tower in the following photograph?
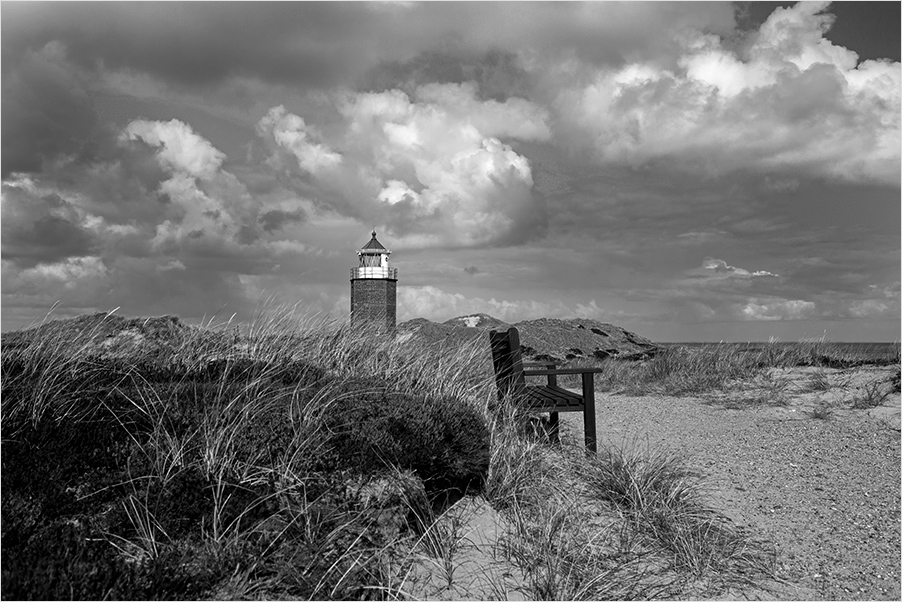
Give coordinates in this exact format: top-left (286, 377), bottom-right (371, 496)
top-left (350, 230), bottom-right (397, 329)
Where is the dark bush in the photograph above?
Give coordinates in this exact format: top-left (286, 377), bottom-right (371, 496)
top-left (2, 403), bottom-right (139, 523)
top-left (2, 522), bottom-right (135, 600)
top-left (148, 468), bottom-right (213, 539)
top-left (1, 521), bottom-right (238, 600)
top-left (323, 381), bottom-right (490, 494)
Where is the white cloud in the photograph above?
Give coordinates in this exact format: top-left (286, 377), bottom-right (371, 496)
top-left (124, 119), bottom-right (225, 179)
top-left (397, 285), bottom-right (621, 323)
top-left (257, 106), bottom-right (342, 174)
top-left (19, 256), bottom-right (108, 285)
top-left (740, 297), bottom-right (816, 321)
top-left (848, 299), bottom-right (890, 318)
top-left (377, 179), bottom-right (420, 205)
top-left (158, 259), bottom-right (186, 272)
top-left (259, 83), bottom-right (551, 247)
top-left (544, 2), bottom-right (900, 184)
top-left (699, 258), bottom-right (778, 279)
top-left (121, 120), bottom-right (270, 250)
top-left (414, 82), bottom-right (552, 142)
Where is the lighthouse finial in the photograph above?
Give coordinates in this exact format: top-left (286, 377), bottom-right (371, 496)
top-left (372, 228), bottom-right (377, 239)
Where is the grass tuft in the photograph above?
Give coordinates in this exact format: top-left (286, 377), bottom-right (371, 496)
top-left (852, 378), bottom-right (893, 409)
top-left (582, 442), bottom-right (776, 585)
top-left (807, 369), bottom-right (831, 392)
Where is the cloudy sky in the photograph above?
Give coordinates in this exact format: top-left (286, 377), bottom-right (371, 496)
top-left (2, 1), bottom-right (899, 341)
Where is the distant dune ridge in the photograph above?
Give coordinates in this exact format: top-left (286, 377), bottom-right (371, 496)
top-left (1, 313), bottom-right (194, 355)
top-left (3, 312), bottom-right (660, 366)
top-left (399, 313), bottom-right (660, 362)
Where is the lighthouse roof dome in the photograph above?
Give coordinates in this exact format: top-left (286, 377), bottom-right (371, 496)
top-left (360, 230), bottom-right (389, 253)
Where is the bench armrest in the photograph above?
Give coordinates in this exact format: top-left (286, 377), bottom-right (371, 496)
top-left (524, 368), bottom-right (606, 376)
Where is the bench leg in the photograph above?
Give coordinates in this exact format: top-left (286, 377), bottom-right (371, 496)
top-left (582, 372), bottom-right (597, 453)
top-left (548, 411), bottom-right (560, 445)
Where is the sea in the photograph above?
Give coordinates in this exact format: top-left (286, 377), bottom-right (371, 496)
top-left (659, 342), bottom-right (899, 364)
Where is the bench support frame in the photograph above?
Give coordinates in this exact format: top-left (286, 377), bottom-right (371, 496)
top-left (489, 327), bottom-right (600, 453)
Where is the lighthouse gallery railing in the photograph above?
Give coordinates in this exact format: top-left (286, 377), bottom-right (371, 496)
top-left (350, 267), bottom-right (398, 280)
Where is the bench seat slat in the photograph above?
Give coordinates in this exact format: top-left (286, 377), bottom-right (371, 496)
top-left (523, 384), bottom-right (584, 411)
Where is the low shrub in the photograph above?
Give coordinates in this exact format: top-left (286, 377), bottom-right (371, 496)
top-left (0, 521), bottom-right (222, 601)
top-left (322, 379), bottom-right (490, 494)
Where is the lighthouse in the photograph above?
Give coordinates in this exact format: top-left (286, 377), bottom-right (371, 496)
top-left (350, 230), bottom-right (397, 329)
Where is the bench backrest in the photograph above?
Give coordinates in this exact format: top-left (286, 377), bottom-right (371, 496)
top-left (489, 327), bottom-right (527, 400)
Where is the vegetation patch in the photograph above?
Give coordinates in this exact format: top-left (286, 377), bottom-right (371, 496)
top-left (852, 378), bottom-right (894, 409)
top-left (579, 341), bottom-right (900, 398)
top-left (1, 312), bottom-right (493, 600)
top-left (582, 443), bottom-right (775, 586)
top-left (3, 311), bottom-right (892, 599)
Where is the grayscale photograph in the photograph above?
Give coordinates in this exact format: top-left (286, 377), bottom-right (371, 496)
top-left (2, 2), bottom-right (899, 600)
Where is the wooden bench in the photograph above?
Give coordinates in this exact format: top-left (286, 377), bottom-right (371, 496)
top-left (489, 327), bottom-right (603, 453)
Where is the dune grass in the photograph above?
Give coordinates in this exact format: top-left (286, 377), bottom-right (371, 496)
top-left (562, 339), bottom-right (900, 398)
top-left (580, 442), bottom-right (775, 583)
top-left (852, 378), bottom-right (894, 409)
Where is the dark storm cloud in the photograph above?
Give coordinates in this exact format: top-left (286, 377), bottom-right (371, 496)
top-left (258, 208), bottom-right (306, 233)
top-left (1, 2), bottom-right (735, 88)
top-left (6, 215), bottom-right (97, 266)
top-left (362, 50), bottom-right (533, 101)
top-left (1, 42), bottom-right (99, 178)
top-left (1, 190), bottom-right (98, 268)
top-left (2, 3), bottom-right (368, 87)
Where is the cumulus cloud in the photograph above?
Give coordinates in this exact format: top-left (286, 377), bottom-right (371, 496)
top-left (119, 118), bottom-right (277, 251)
top-left (841, 282), bottom-right (900, 318)
top-left (258, 83), bottom-right (551, 247)
top-left (257, 106), bottom-right (342, 174)
top-left (697, 258), bottom-right (778, 279)
top-left (545, 1), bottom-right (900, 184)
top-left (848, 299), bottom-right (890, 318)
top-left (124, 119), bottom-right (226, 180)
top-left (739, 297), bottom-right (817, 321)
top-left (1, 113), bottom-right (329, 328)
top-left (18, 256), bottom-right (108, 285)
top-left (0, 176), bottom-right (124, 268)
top-left (397, 285), bottom-right (625, 323)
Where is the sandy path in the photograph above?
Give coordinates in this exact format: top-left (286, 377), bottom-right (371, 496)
top-left (561, 365), bottom-right (901, 601)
